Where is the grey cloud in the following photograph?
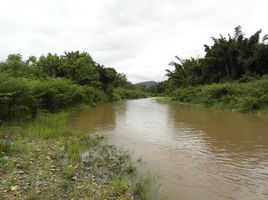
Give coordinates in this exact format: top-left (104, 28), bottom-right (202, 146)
top-left (1, 0), bottom-right (268, 82)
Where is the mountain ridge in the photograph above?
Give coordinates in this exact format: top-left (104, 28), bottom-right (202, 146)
top-left (135, 81), bottom-right (157, 89)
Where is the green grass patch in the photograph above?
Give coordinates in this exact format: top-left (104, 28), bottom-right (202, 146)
top-left (25, 112), bottom-right (77, 139)
top-left (63, 165), bottom-right (75, 180)
top-left (67, 140), bottom-right (83, 162)
top-left (155, 97), bottom-right (172, 104)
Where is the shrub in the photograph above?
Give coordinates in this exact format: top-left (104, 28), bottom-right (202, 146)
top-left (0, 75), bottom-right (109, 121)
top-left (33, 78), bottom-right (89, 112)
top-left (0, 76), bottom-right (38, 121)
top-left (171, 77), bottom-right (268, 113)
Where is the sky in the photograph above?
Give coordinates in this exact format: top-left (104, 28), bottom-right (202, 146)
top-left (1, 0), bottom-right (268, 83)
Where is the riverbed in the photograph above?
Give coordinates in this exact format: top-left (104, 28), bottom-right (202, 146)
top-left (69, 98), bottom-right (268, 200)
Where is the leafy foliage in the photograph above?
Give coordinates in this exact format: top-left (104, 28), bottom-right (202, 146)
top-left (0, 51), bottom-right (147, 121)
top-left (172, 77), bottom-right (268, 113)
top-left (151, 26), bottom-right (268, 113)
top-left (156, 26), bottom-right (268, 94)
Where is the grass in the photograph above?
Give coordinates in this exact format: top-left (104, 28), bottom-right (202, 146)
top-left (155, 97), bottom-right (172, 104)
top-left (67, 140), bottom-right (83, 161)
top-left (0, 109), bottom-right (158, 199)
top-left (63, 165), bottom-right (75, 180)
top-left (170, 77), bottom-right (268, 114)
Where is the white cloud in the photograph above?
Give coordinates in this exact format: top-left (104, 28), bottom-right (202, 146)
top-left (1, 0), bottom-right (267, 83)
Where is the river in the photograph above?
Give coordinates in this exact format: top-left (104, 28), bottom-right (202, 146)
top-left (69, 98), bottom-right (268, 200)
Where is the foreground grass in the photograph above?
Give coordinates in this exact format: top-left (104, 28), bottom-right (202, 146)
top-left (170, 78), bottom-right (268, 114)
top-left (0, 111), bottom-right (156, 200)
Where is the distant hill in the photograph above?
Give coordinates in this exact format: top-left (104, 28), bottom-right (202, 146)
top-left (135, 81), bottom-right (157, 89)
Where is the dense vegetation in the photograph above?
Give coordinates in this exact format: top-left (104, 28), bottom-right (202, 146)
top-left (0, 52), bottom-right (154, 199)
top-left (0, 51), bottom-right (148, 122)
top-left (172, 78), bottom-right (268, 113)
top-left (153, 26), bottom-right (268, 113)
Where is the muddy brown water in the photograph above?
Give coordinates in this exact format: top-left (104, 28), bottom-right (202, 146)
top-left (69, 98), bottom-right (268, 200)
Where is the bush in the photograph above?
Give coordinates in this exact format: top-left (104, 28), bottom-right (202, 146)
top-left (0, 76), bottom-right (38, 121)
top-left (85, 87), bottom-right (108, 104)
top-left (0, 75), bottom-right (109, 121)
top-left (171, 77), bottom-right (268, 113)
top-left (172, 87), bottom-right (200, 103)
top-left (33, 78), bottom-right (89, 112)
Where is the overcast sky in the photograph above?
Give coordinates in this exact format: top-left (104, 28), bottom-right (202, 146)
top-left (1, 0), bottom-right (267, 83)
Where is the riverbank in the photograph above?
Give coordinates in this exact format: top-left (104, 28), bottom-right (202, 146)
top-left (157, 77), bottom-right (268, 114)
top-left (0, 108), bottom-right (153, 200)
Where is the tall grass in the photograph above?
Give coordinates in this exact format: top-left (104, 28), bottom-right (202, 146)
top-left (172, 77), bottom-right (268, 113)
top-left (25, 112), bottom-right (78, 138)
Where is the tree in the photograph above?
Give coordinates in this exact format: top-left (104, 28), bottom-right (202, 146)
top-left (37, 53), bottom-right (61, 77)
top-left (162, 26), bottom-right (268, 91)
top-left (59, 51), bottom-right (100, 86)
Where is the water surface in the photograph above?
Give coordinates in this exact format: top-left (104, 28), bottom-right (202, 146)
top-left (69, 98), bottom-right (268, 200)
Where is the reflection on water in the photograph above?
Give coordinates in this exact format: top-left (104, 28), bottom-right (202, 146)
top-left (69, 103), bottom-right (117, 132)
top-left (69, 98), bottom-right (268, 200)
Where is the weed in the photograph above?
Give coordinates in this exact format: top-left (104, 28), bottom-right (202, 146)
top-left (67, 141), bottom-right (83, 162)
top-left (63, 165), bottom-right (75, 180)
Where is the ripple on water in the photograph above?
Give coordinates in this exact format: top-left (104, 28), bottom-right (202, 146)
top-left (69, 98), bottom-right (268, 200)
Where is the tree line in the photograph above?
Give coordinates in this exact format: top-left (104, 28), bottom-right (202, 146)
top-left (153, 26), bottom-right (268, 93)
top-left (0, 51), bottom-right (147, 121)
